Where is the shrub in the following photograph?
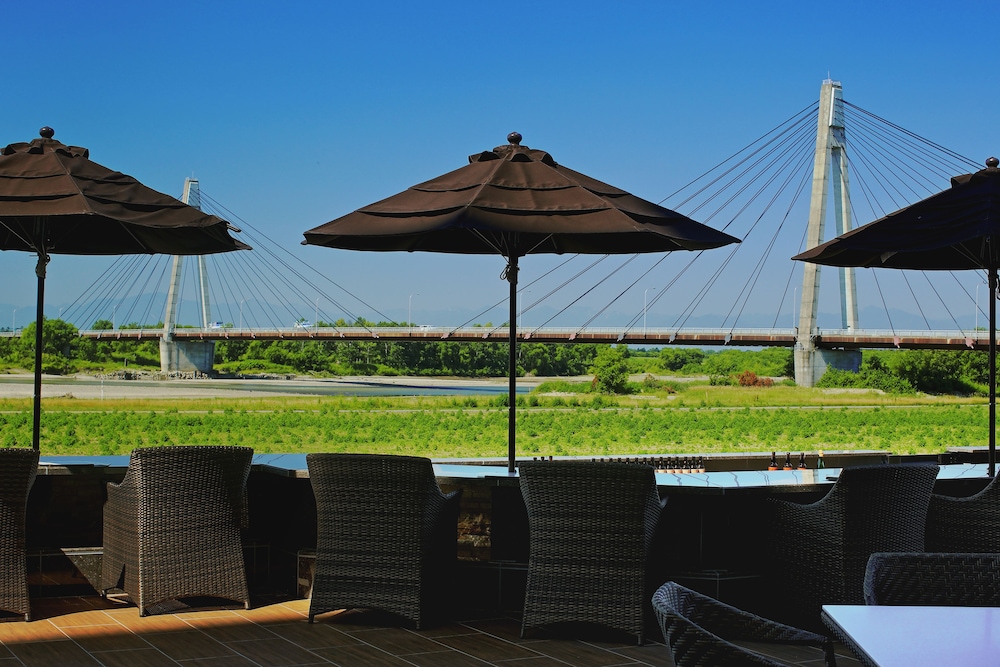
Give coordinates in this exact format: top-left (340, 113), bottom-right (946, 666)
top-left (737, 370), bottom-right (774, 387)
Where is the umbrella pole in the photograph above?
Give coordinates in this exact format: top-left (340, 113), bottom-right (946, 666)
top-left (991, 269), bottom-right (997, 478)
top-left (32, 248), bottom-right (48, 452)
top-left (507, 255), bottom-right (518, 474)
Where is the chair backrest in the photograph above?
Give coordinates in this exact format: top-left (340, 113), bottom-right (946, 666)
top-left (0, 448), bottom-right (39, 507)
top-left (652, 582), bottom-right (790, 667)
top-left (864, 552), bottom-right (1000, 606)
top-left (518, 461), bottom-right (662, 555)
top-left (926, 474), bottom-right (1000, 552)
top-left (825, 462), bottom-right (939, 553)
top-left (306, 453), bottom-right (447, 550)
top-left (128, 446), bottom-right (252, 531)
top-left (0, 448), bottom-right (39, 544)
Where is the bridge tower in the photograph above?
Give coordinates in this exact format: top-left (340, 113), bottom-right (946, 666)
top-left (794, 80), bottom-right (862, 386)
top-left (159, 178), bottom-right (216, 374)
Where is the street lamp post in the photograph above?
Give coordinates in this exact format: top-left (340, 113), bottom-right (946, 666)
top-left (112, 304), bottom-right (118, 331)
top-left (519, 290), bottom-right (531, 331)
top-left (12, 307), bottom-right (18, 332)
top-left (408, 293), bottom-right (419, 334)
top-left (239, 300), bottom-right (245, 331)
top-left (643, 288), bottom-right (656, 337)
top-left (315, 297), bottom-right (320, 329)
top-left (977, 283), bottom-right (982, 336)
top-left (793, 287), bottom-right (798, 332)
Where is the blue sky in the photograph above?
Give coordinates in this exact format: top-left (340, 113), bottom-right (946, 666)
top-left (2, 1), bottom-right (998, 331)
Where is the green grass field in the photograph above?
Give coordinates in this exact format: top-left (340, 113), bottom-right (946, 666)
top-left (0, 382), bottom-right (988, 458)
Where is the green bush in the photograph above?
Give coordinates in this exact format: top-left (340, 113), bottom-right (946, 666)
top-left (817, 358), bottom-right (914, 394)
top-left (590, 346), bottom-right (633, 394)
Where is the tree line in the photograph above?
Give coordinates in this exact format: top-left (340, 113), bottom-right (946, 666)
top-left (0, 318), bottom-right (992, 396)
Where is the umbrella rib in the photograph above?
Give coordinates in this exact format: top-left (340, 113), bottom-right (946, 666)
top-left (0, 218), bottom-right (38, 252)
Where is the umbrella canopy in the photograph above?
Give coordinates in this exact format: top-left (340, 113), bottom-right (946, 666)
top-left (304, 132), bottom-right (740, 472)
top-left (0, 127), bottom-right (249, 450)
top-left (793, 157), bottom-right (1000, 474)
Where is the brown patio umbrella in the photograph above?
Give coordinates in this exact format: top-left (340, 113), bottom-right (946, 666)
top-left (0, 127), bottom-right (249, 450)
top-left (793, 157), bottom-right (1000, 475)
top-left (303, 132), bottom-right (740, 472)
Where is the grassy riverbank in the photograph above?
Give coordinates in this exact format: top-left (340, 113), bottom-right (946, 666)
top-left (0, 384), bottom-right (987, 457)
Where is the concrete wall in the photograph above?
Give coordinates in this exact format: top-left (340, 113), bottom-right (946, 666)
top-left (795, 348), bottom-right (862, 387)
top-left (159, 339), bottom-right (215, 374)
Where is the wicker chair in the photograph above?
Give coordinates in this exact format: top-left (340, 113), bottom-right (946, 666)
top-left (926, 474), bottom-right (1000, 552)
top-left (0, 448), bottom-right (39, 622)
top-left (766, 463), bottom-right (939, 626)
top-left (100, 446), bottom-right (253, 616)
top-left (518, 461), bottom-right (665, 644)
top-left (864, 552), bottom-right (1000, 606)
top-left (653, 582), bottom-right (837, 667)
top-left (306, 453), bottom-right (462, 629)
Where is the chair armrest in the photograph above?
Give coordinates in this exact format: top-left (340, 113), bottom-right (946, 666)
top-left (691, 588), bottom-right (829, 644)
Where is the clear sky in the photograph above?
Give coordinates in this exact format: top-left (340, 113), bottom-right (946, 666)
top-left (2, 1), bottom-right (998, 331)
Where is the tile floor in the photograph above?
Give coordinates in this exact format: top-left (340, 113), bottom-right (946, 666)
top-left (0, 596), bottom-right (861, 666)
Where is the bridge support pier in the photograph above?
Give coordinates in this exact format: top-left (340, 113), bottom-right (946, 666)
top-left (795, 79), bottom-right (859, 387)
top-left (794, 347), bottom-right (861, 387)
top-left (160, 339), bottom-right (215, 374)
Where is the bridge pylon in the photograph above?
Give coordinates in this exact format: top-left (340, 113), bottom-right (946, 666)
top-left (159, 178), bottom-right (216, 374)
top-left (795, 79), bottom-right (862, 386)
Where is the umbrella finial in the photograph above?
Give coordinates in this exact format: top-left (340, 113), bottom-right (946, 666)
top-left (39, 127), bottom-right (54, 139)
top-left (987, 157), bottom-right (999, 169)
top-left (507, 132), bottom-right (522, 146)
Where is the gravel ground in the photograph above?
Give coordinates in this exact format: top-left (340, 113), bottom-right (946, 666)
top-left (0, 373), bottom-right (548, 400)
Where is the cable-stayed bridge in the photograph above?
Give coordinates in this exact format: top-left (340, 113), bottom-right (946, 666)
top-left (9, 80), bottom-right (989, 382)
top-left (65, 326), bottom-right (987, 352)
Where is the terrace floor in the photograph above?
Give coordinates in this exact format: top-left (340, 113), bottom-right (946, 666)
top-left (0, 595), bottom-right (861, 667)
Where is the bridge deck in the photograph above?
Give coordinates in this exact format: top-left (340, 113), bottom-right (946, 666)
top-left (19, 326), bottom-right (982, 350)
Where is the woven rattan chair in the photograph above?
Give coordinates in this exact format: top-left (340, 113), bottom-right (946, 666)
top-left (518, 460), bottom-right (665, 644)
top-left (0, 448), bottom-right (39, 621)
top-left (926, 475), bottom-right (1000, 552)
top-left (863, 552), bottom-right (1000, 606)
top-left (100, 445), bottom-right (253, 616)
top-left (653, 582), bottom-right (837, 667)
top-left (306, 453), bottom-right (462, 629)
top-left (767, 462), bottom-right (939, 626)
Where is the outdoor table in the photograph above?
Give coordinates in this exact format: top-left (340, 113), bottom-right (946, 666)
top-left (821, 604), bottom-right (1000, 667)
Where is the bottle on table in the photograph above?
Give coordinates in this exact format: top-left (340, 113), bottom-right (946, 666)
top-left (798, 452), bottom-right (807, 469)
top-left (782, 452), bottom-right (793, 470)
top-left (817, 450), bottom-right (825, 469)
top-left (768, 452), bottom-right (779, 471)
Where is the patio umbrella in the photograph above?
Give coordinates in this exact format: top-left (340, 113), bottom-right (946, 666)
top-left (303, 132), bottom-right (740, 472)
top-left (0, 127), bottom-right (249, 451)
top-left (793, 157), bottom-right (1000, 475)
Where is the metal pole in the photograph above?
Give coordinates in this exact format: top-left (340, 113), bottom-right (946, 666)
top-left (507, 256), bottom-right (519, 474)
top-left (31, 235), bottom-right (48, 451)
top-left (990, 269), bottom-right (997, 478)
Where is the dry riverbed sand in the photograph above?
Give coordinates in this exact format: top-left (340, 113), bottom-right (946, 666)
top-left (0, 373), bottom-right (550, 400)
